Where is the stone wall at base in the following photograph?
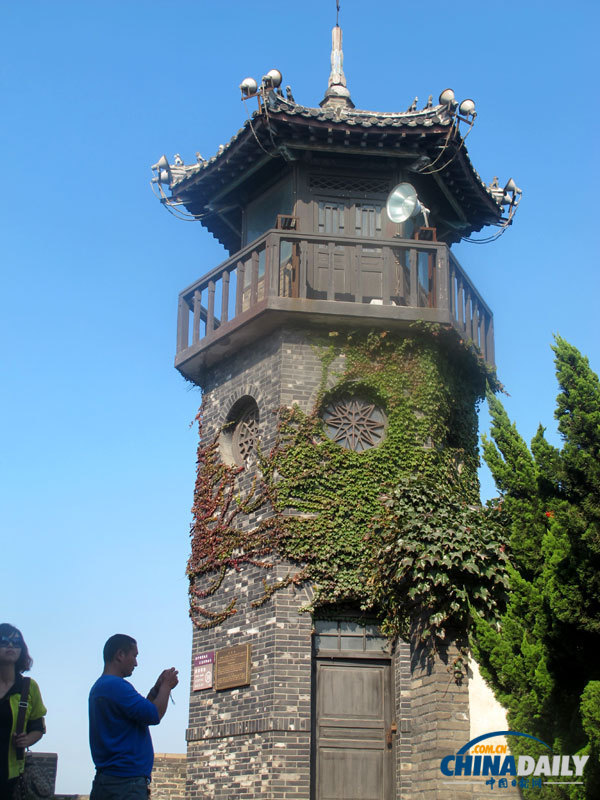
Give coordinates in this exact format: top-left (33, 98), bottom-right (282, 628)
top-left (54, 796), bottom-right (89, 799)
top-left (27, 752), bottom-right (57, 795)
top-left (152, 753), bottom-right (187, 799)
top-left (187, 729), bottom-right (311, 800)
top-left (41, 751), bottom-right (186, 800)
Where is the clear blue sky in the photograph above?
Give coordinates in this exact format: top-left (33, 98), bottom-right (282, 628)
top-left (2, 1), bottom-right (598, 793)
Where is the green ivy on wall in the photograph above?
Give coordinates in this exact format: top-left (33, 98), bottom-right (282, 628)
top-left (187, 327), bottom-right (508, 652)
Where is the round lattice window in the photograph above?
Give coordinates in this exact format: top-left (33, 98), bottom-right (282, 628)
top-left (220, 397), bottom-right (259, 467)
top-left (321, 396), bottom-right (386, 451)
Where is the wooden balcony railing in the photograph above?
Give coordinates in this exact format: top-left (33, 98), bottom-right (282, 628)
top-left (176, 230), bottom-right (494, 373)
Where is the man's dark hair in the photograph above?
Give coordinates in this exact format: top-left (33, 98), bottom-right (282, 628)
top-left (0, 623), bottom-right (32, 674)
top-left (103, 634), bottom-right (137, 664)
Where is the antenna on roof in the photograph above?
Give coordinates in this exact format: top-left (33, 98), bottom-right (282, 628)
top-left (336, 0), bottom-right (340, 27)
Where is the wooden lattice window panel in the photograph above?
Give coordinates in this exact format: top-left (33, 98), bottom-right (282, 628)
top-left (321, 396), bottom-right (386, 451)
top-left (355, 204), bottom-right (383, 237)
top-left (309, 174), bottom-right (389, 195)
top-left (317, 201), bottom-right (345, 235)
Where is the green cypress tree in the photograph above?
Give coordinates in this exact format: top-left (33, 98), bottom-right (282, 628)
top-left (473, 337), bottom-right (600, 799)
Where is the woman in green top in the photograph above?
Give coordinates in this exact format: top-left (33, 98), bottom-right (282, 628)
top-left (0, 624), bottom-right (46, 799)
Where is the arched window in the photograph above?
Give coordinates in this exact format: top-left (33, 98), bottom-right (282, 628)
top-left (220, 396), bottom-right (259, 467)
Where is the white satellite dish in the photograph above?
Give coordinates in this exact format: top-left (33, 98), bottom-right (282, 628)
top-left (386, 183), bottom-right (430, 226)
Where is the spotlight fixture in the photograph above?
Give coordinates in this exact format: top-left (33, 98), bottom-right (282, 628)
top-left (386, 183), bottom-right (430, 227)
top-left (263, 69), bottom-right (282, 88)
top-left (239, 77), bottom-right (258, 98)
top-left (439, 88), bottom-right (456, 108)
top-left (458, 98), bottom-right (476, 118)
top-left (239, 69), bottom-right (283, 103)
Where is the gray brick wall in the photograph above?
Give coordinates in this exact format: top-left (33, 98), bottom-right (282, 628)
top-left (189, 328), bottom-right (325, 799)
top-left (152, 753), bottom-right (187, 799)
top-left (410, 638), bottom-right (472, 798)
top-left (188, 561), bottom-right (313, 799)
top-left (394, 639), bottom-right (413, 798)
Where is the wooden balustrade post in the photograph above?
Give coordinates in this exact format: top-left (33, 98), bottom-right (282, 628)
top-left (250, 251), bottom-right (259, 306)
top-left (267, 233), bottom-right (279, 297)
top-left (466, 294), bottom-right (474, 342)
top-left (409, 248), bottom-right (418, 307)
top-left (354, 244), bottom-right (362, 302)
top-left (206, 280), bottom-right (215, 335)
top-left (382, 246), bottom-right (392, 304)
top-left (235, 261), bottom-right (244, 316)
top-left (193, 289), bottom-right (202, 343)
top-left (468, 298), bottom-right (475, 344)
top-left (221, 270), bottom-right (230, 324)
top-left (327, 240), bottom-right (335, 301)
top-left (177, 295), bottom-right (190, 352)
top-left (486, 315), bottom-right (495, 366)
top-left (436, 247), bottom-right (449, 311)
top-left (396, 249), bottom-right (406, 303)
top-left (457, 278), bottom-right (465, 330)
top-left (299, 240), bottom-right (308, 299)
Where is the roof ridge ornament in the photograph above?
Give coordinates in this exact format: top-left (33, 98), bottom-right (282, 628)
top-left (320, 21), bottom-right (355, 110)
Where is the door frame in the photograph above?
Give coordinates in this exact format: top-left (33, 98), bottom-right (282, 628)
top-left (311, 648), bottom-right (395, 800)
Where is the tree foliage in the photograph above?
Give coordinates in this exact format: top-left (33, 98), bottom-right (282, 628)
top-left (473, 337), bottom-right (600, 798)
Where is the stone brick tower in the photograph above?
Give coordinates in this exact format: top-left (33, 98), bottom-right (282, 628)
top-left (153, 23), bottom-right (520, 800)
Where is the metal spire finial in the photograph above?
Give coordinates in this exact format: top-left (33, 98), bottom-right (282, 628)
top-left (320, 4), bottom-right (354, 109)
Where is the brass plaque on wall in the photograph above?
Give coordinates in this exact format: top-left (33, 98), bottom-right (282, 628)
top-left (214, 643), bottom-right (251, 690)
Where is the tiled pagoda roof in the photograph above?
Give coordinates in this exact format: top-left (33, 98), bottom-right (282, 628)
top-left (159, 90), bottom-right (506, 249)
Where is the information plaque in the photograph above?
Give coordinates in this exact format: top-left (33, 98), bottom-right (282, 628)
top-left (192, 651), bottom-right (215, 691)
top-left (214, 643), bottom-right (251, 690)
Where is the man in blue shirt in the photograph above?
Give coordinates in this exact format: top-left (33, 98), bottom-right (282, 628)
top-left (89, 634), bottom-right (178, 799)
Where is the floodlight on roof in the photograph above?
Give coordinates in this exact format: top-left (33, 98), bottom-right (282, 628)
top-left (265, 69), bottom-right (282, 88)
top-left (240, 77), bottom-right (258, 98)
top-left (458, 98), bottom-right (476, 118)
top-left (439, 88), bottom-right (456, 107)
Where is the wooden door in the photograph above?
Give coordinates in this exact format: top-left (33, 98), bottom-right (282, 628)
top-left (314, 658), bottom-right (394, 800)
top-left (310, 201), bottom-right (352, 300)
top-left (308, 199), bottom-right (390, 303)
